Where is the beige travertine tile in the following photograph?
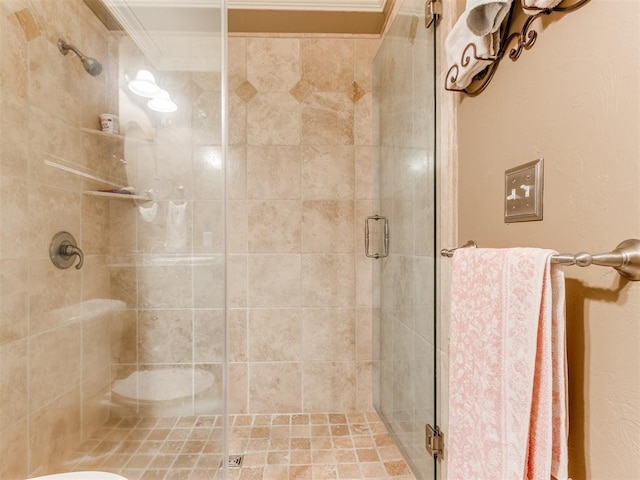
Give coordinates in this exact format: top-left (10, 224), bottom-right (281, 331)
top-left (301, 254), bottom-right (355, 307)
top-left (0, 259), bottom-right (28, 345)
top-left (356, 362), bottom-right (373, 412)
top-left (137, 310), bottom-right (193, 364)
top-left (354, 38), bottom-right (381, 94)
top-left (229, 363), bottom-right (249, 414)
top-left (138, 265), bottom-right (193, 309)
top-left (302, 309), bottom-right (355, 362)
top-left (247, 254), bottom-right (301, 307)
top-left (248, 200), bottom-right (301, 253)
top-left (28, 323), bottom-right (81, 412)
top-left (302, 200), bottom-right (354, 253)
top-left (227, 200), bottom-right (249, 254)
top-left (194, 309), bottom-right (225, 363)
top-left (192, 90), bottom-right (223, 146)
top-left (193, 145), bottom-right (224, 200)
top-left (193, 257), bottom-right (225, 308)
top-left (303, 362), bottom-right (356, 413)
top-left (247, 146), bottom-right (301, 199)
top-left (247, 92), bottom-right (301, 146)
top-left (82, 314), bottom-right (111, 375)
top-left (354, 93), bottom-right (373, 146)
top-left (355, 146), bottom-right (374, 200)
top-left (301, 38), bottom-right (354, 93)
top-left (227, 145), bottom-right (247, 200)
top-left (0, 177), bottom-right (28, 259)
top-left (110, 309), bottom-right (137, 364)
top-left (248, 309), bottom-right (302, 362)
top-left (81, 196), bottom-right (110, 256)
top-left (228, 37), bottom-right (247, 92)
top-left (228, 255), bottom-right (248, 308)
top-left (228, 309), bottom-right (248, 362)
top-left (230, 93), bottom-right (247, 146)
top-left (28, 388), bottom-right (81, 476)
top-left (0, 419), bottom-right (28, 479)
top-left (249, 363), bottom-right (302, 413)
top-left (247, 38), bottom-right (301, 92)
top-left (355, 308), bottom-right (373, 362)
top-left (301, 146), bottom-right (355, 199)
top-left (0, 98), bottom-right (29, 178)
top-left (193, 200), bottom-right (224, 254)
top-left (355, 254), bottom-right (373, 308)
top-left (0, 339), bottom-right (28, 431)
top-left (301, 92), bottom-right (354, 146)
top-left (236, 80), bottom-right (258, 103)
top-left (0, 12), bottom-right (28, 99)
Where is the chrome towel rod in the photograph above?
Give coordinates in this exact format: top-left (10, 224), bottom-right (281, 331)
top-left (440, 239), bottom-right (640, 281)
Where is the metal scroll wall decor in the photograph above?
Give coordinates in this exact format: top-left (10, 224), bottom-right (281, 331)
top-left (445, 0), bottom-right (591, 96)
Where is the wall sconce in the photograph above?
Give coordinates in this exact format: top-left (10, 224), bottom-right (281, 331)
top-left (127, 69), bottom-right (161, 98)
top-left (147, 89), bottom-right (178, 113)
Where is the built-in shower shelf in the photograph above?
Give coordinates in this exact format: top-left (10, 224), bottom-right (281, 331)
top-left (83, 190), bottom-right (151, 201)
top-left (80, 127), bottom-right (154, 142)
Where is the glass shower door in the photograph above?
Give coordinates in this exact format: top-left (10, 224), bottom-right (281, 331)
top-left (372, 0), bottom-right (437, 478)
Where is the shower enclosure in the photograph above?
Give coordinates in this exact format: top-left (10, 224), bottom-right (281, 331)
top-left (0, 0), bottom-right (439, 478)
top-left (372, 0), bottom-right (438, 478)
top-left (0, 0), bottom-right (226, 477)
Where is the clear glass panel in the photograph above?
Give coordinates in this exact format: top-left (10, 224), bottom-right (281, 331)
top-left (372, 0), bottom-right (437, 478)
top-left (0, 0), bottom-right (225, 478)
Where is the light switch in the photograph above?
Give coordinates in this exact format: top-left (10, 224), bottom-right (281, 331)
top-left (504, 158), bottom-right (543, 223)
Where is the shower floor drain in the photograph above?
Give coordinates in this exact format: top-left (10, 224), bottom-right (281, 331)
top-left (222, 455), bottom-right (244, 468)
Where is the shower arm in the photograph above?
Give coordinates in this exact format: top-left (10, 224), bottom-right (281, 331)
top-left (58, 40), bottom-right (87, 60)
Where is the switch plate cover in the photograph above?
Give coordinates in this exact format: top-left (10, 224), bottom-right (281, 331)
top-left (504, 158), bottom-right (543, 223)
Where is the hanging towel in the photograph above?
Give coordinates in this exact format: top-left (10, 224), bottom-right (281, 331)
top-left (445, 11), bottom-right (500, 90)
top-left (138, 202), bottom-right (158, 223)
top-left (466, 0), bottom-right (513, 35)
top-left (448, 248), bottom-right (568, 480)
top-left (522, 0), bottom-right (563, 13)
top-left (165, 201), bottom-right (187, 251)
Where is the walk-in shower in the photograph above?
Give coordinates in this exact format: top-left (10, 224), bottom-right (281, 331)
top-left (0, 0), bottom-right (438, 478)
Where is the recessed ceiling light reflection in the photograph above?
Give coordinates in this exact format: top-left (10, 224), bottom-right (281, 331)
top-left (147, 89), bottom-right (178, 113)
top-left (127, 69), bottom-right (161, 98)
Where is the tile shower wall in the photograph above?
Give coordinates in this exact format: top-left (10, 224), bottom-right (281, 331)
top-left (227, 35), bottom-right (380, 414)
top-left (0, 1), bottom-right (116, 477)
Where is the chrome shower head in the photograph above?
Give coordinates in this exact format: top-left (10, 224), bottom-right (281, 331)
top-left (57, 39), bottom-right (103, 77)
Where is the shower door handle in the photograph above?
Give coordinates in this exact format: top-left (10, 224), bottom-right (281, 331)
top-left (365, 215), bottom-right (389, 259)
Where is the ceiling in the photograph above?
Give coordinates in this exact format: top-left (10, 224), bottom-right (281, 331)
top-left (84, 0), bottom-right (393, 34)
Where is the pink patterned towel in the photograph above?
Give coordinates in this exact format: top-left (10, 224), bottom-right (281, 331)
top-left (448, 248), bottom-right (568, 480)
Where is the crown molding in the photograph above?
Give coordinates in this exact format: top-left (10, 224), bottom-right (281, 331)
top-left (229, 0), bottom-right (386, 12)
top-left (106, 0), bottom-right (386, 12)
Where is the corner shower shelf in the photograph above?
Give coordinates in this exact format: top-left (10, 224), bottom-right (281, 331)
top-left (44, 156), bottom-right (150, 202)
top-left (79, 127), bottom-right (154, 143)
top-left (83, 190), bottom-right (151, 201)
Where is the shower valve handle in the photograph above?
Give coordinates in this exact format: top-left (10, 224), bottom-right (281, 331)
top-left (49, 232), bottom-right (84, 270)
top-left (60, 244), bottom-right (84, 270)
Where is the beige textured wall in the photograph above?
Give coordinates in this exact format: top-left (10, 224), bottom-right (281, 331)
top-left (0, 0), bottom-right (116, 477)
top-left (455, 1), bottom-right (640, 478)
top-left (226, 35), bottom-right (379, 414)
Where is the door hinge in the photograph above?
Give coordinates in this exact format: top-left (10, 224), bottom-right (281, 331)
top-left (426, 424), bottom-right (444, 458)
top-left (425, 0), bottom-right (442, 29)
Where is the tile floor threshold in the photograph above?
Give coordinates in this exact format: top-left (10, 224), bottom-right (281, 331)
top-left (59, 412), bottom-right (415, 479)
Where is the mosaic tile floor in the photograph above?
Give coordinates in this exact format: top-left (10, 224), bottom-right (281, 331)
top-left (62, 412), bottom-right (416, 480)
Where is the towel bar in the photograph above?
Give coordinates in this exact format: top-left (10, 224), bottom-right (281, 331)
top-left (440, 239), bottom-right (640, 281)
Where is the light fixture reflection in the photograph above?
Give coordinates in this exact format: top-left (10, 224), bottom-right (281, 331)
top-left (127, 69), bottom-right (161, 98)
top-left (147, 89), bottom-right (178, 113)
